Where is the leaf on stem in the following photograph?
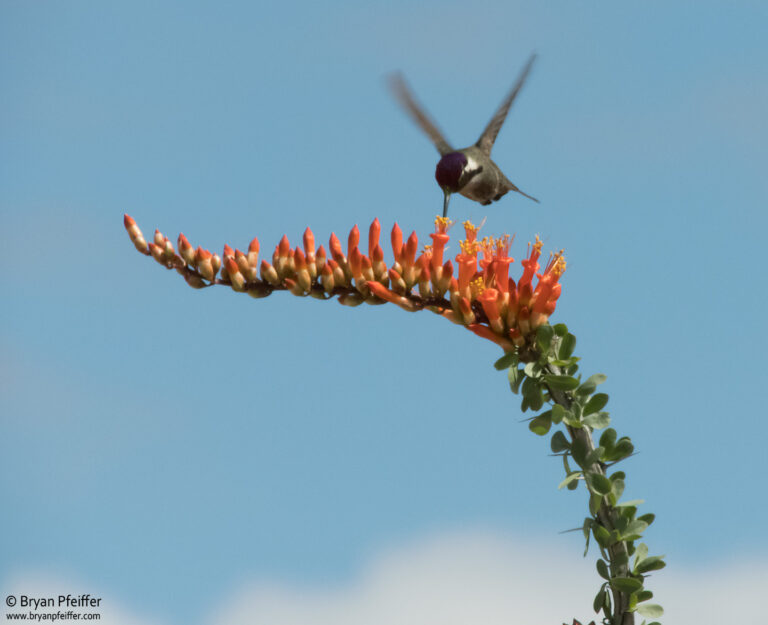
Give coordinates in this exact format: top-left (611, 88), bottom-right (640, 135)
top-left (494, 351), bottom-right (518, 370)
top-left (583, 411), bottom-right (611, 430)
top-left (636, 603), bottom-right (664, 618)
top-left (585, 472), bottom-right (612, 495)
top-left (609, 576), bottom-right (643, 593)
top-left (543, 374), bottom-right (580, 391)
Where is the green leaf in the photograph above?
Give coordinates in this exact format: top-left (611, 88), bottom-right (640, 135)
top-left (562, 413), bottom-right (583, 428)
top-left (609, 577), bottom-right (643, 593)
top-left (596, 558), bottom-right (610, 580)
top-left (582, 517), bottom-right (592, 556)
top-left (593, 585), bottom-right (606, 613)
top-left (536, 324), bottom-right (554, 352)
top-left (636, 604), bottom-right (664, 618)
top-left (616, 499), bottom-right (645, 508)
top-left (577, 373), bottom-right (607, 396)
top-left (638, 513), bottom-right (656, 526)
top-left (542, 374), bottom-right (579, 390)
top-left (611, 478), bottom-right (625, 501)
top-left (635, 589), bottom-right (653, 603)
top-left (583, 393), bottom-right (609, 415)
top-left (529, 392), bottom-right (544, 411)
top-left (550, 404), bottom-right (565, 424)
top-left (589, 493), bottom-right (602, 517)
top-left (634, 543), bottom-right (649, 565)
top-left (621, 519), bottom-right (649, 541)
top-left (494, 351), bottom-right (518, 370)
top-left (585, 447), bottom-right (605, 466)
top-left (549, 357), bottom-right (580, 367)
top-left (599, 428), bottom-right (617, 450)
top-left (613, 514), bottom-right (629, 534)
top-left (558, 333), bottom-right (577, 359)
top-left (523, 361), bottom-right (541, 377)
top-left (550, 431), bottom-right (570, 453)
top-left (571, 436), bottom-right (589, 466)
top-left (585, 472), bottom-right (612, 495)
top-left (583, 411), bottom-right (611, 430)
top-left (521, 375), bottom-right (536, 398)
top-left (593, 524), bottom-right (613, 549)
top-left (553, 323), bottom-right (569, 337)
top-left (636, 556), bottom-right (666, 573)
top-left (529, 412), bottom-right (552, 436)
top-left (610, 439), bottom-right (634, 462)
top-left (558, 472), bottom-right (582, 489)
top-left (508, 366), bottom-right (523, 394)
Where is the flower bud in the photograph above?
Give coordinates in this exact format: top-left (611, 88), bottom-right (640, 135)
top-left (123, 214), bottom-right (148, 254)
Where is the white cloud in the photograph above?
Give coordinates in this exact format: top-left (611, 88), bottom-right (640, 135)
top-left (210, 529), bottom-right (768, 625)
top-left (4, 529), bottom-right (767, 625)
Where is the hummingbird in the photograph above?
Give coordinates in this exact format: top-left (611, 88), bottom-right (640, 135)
top-left (389, 54), bottom-right (539, 218)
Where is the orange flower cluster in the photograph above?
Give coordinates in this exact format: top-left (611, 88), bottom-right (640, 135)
top-left (124, 214), bottom-right (565, 351)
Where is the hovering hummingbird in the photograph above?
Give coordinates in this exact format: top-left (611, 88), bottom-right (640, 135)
top-left (389, 54), bottom-right (539, 218)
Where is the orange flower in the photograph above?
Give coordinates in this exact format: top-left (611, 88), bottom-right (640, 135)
top-left (124, 214), bottom-right (565, 353)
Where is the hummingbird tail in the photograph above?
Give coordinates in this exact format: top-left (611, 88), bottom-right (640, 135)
top-left (516, 188), bottom-right (540, 203)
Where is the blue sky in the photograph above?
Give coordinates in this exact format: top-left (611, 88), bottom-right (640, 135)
top-left (2, 1), bottom-right (767, 624)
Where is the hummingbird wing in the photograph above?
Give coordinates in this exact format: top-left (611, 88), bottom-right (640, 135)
top-left (475, 53), bottom-right (537, 156)
top-left (388, 73), bottom-right (454, 156)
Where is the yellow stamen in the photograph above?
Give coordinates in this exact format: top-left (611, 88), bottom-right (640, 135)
top-left (470, 276), bottom-right (485, 298)
top-left (459, 239), bottom-right (480, 255)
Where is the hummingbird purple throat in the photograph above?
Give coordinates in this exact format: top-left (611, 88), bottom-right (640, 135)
top-left (389, 54), bottom-right (539, 218)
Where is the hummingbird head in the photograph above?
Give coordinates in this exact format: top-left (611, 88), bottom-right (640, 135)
top-left (435, 152), bottom-right (468, 192)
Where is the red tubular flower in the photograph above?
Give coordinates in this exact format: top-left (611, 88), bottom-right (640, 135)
top-left (403, 231), bottom-right (418, 268)
top-left (315, 245), bottom-right (327, 275)
top-left (320, 262), bottom-right (335, 292)
top-left (260, 260), bottom-right (280, 285)
top-left (371, 244), bottom-right (386, 281)
top-left (225, 258), bottom-right (245, 291)
top-left (468, 323), bottom-right (515, 351)
top-left (456, 245), bottom-right (477, 298)
top-left (478, 288), bottom-right (504, 334)
top-left (368, 218), bottom-right (381, 257)
top-left (348, 246), bottom-right (363, 282)
top-left (429, 216), bottom-right (451, 272)
top-left (329, 232), bottom-right (345, 265)
top-left (436, 260), bottom-right (453, 296)
top-left (195, 247), bottom-right (214, 281)
top-left (367, 280), bottom-right (417, 311)
top-left (348, 224), bottom-right (360, 253)
top-left (177, 233), bottom-right (194, 265)
top-left (124, 215), bottom-right (147, 253)
top-left (247, 237), bottom-right (260, 268)
top-left (492, 235), bottom-right (514, 295)
top-left (417, 255), bottom-right (431, 297)
top-left (388, 268), bottom-right (406, 294)
top-left (303, 228), bottom-right (315, 258)
top-left (458, 296), bottom-right (475, 325)
top-left (391, 223), bottom-right (403, 266)
top-left (294, 248), bottom-right (311, 292)
top-left (518, 236), bottom-right (543, 305)
top-left (126, 215), bottom-right (566, 353)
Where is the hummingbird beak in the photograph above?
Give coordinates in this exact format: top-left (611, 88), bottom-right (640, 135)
top-left (442, 189), bottom-right (451, 218)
